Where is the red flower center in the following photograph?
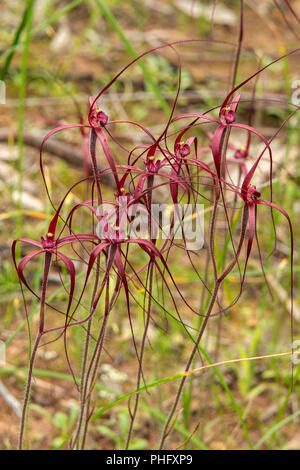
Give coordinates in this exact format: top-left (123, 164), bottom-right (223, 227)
top-left (246, 185), bottom-right (261, 202)
top-left (41, 232), bottom-right (56, 249)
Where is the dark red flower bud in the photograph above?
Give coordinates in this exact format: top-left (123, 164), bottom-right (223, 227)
top-left (234, 146), bottom-right (247, 160)
top-left (175, 141), bottom-right (190, 157)
top-left (219, 93), bottom-right (241, 126)
top-left (41, 232), bottom-right (56, 249)
top-left (220, 106), bottom-right (236, 125)
top-left (245, 185), bottom-right (261, 202)
top-left (89, 107), bottom-right (108, 128)
top-left (146, 157), bottom-right (161, 173)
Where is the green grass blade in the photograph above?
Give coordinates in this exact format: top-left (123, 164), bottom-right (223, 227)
top-left (148, 294), bottom-right (254, 448)
top-left (254, 410), bottom-right (300, 450)
top-left (0, 366), bottom-right (207, 449)
top-left (90, 371), bottom-right (190, 419)
top-left (0, 0), bottom-right (84, 67)
top-left (217, 207), bottom-right (242, 272)
top-left (141, 402), bottom-right (209, 450)
top-left (4, 271), bottom-right (86, 347)
top-left (0, 1), bottom-right (32, 80)
top-left (197, 344), bottom-right (254, 449)
top-left (94, 0), bottom-right (170, 116)
top-left (90, 349), bottom-right (253, 448)
top-left (16, 0), bottom-right (35, 251)
top-left (32, 0), bottom-right (84, 36)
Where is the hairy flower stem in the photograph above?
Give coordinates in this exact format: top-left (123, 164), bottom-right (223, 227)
top-left (230, 0), bottom-right (244, 93)
top-left (72, 259), bottom-right (101, 449)
top-left (159, 182), bottom-right (249, 448)
top-left (79, 281), bottom-right (123, 451)
top-left (18, 251), bottom-right (52, 449)
top-left (159, 187), bottom-right (220, 449)
top-left (213, 0), bottom-right (244, 362)
top-left (78, 276), bottom-right (111, 449)
top-left (18, 333), bottom-right (42, 449)
top-left (75, 247), bottom-right (120, 450)
top-left (214, 166), bottom-right (242, 361)
top-left (123, 173), bottom-right (155, 449)
top-left (89, 128), bottom-right (102, 205)
top-left (125, 262), bottom-right (154, 450)
top-left (72, 274), bottom-right (110, 449)
top-left (159, 282), bottom-right (220, 449)
top-left (198, 186), bottom-right (216, 321)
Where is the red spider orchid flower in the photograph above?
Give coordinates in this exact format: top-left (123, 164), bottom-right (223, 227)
top-left (210, 93), bottom-right (241, 178)
top-left (170, 127), bottom-right (202, 203)
top-left (210, 93), bottom-right (273, 185)
top-left (167, 96), bottom-right (241, 182)
top-left (144, 143), bottom-right (163, 175)
top-left (240, 183), bottom-right (261, 267)
top-left (226, 124), bottom-right (253, 179)
top-left (219, 93), bottom-right (241, 125)
top-left (145, 156), bottom-right (162, 174)
top-left (224, 142), bottom-right (249, 178)
top-left (226, 179), bottom-right (294, 294)
top-left (167, 128), bottom-right (218, 199)
top-left (174, 139), bottom-right (191, 158)
top-left (231, 145), bottom-right (248, 176)
top-left (223, 180), bottom-right (294, 341)
top-left (12, 211), bottom-right (98, 334)
top-left (211, 178), bottom-right (293, 330)
top-left (82, 234), bottom-right (202, 337)
top-left (88, 96), bottom-right (119, 189)
top-left (135, 135), bottom-right (193, 207)
top-left (206, 130), bottom-right (249, 178)
top-left (88, 104), bottom-right (108, 128)
top-left (169, 137), bottom-right (193, 204)
top-left (234, 145), bottom-right (248, 160)
top-left (13, 211), bottom-right (99, 449)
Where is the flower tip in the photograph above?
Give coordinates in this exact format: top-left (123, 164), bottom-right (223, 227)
top-left (89, 104), bottom-right (108, 128)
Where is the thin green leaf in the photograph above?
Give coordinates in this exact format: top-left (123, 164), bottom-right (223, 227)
top-left (94, 0), bottom-right (170, 116)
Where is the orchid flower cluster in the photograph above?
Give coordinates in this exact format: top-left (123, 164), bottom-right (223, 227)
top-left (12, 42), bottom-right (295, 450)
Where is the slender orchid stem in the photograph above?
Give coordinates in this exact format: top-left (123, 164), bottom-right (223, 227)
top-left (159, 184), bottom-right (221, 449)
top-left (89, 128), bottom-right (103, 205)
top-left (18, 332), bottom-right (42, 450)
top-left (125, 262), bottom-right (154, 449)
top-left (159, 178), bottom-right (249, 448)
top-left (72, 273), bottom-right (110, 449)
top-left (18, 251), bottom-right (52, 449)
top-left (159, 282), bottom-right (220, 449)
top-left (78, 275), bottom-right (112, 449)
top-left (72, 258), bottom-right (101, 449)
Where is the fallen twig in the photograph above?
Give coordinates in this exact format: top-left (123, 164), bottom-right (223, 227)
top-left (0, 129), bottom-right (114, 187)
top-left (0, 379), bottom-right (22, 418)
